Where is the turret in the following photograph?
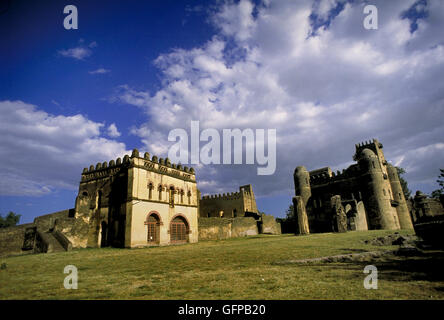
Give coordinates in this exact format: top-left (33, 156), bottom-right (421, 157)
top-left (357, 148), bottom-right (399, 230)
top-left (387, 164), bottom-right (413, 229)
top-left (294, 166), bottom-right (311, 205)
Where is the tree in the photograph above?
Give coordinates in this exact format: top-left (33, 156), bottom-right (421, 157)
top-left (396, 167), bottom-right (411, 199)
top-left (285, 204), bottom-right (295, 220)
top-left (431, 169), bottom-right (444, 199)
top-left (0, 211), bottom-right (21, 228)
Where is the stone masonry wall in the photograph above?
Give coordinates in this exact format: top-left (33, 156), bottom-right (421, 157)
top-left (0, 223), bottom-right (35, 258)
top-left (198, 217), bottom-right (259, 240)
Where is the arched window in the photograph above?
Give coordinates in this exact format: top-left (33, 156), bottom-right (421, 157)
top-left (158, 185), bottom-right (163, 200)
top-left (148, 183), bottom-right (153, 200)
top-left (169, 186), bottom-right (175, 208)
top-left (187, 191), bottom-right (192, 204)
top-left (180, 189), bottom-right (184, 204)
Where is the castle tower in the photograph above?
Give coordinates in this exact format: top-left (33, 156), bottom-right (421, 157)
top-left (357, 148), bottom-right (399, 230)
top-left (240, 184), bottom-right (258, 213)
top-left (293, 166), bottom-right (312, 206)
top-left (387, 164), bottom-right (413, 230)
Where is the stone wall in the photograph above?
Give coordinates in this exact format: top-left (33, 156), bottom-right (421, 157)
top-left (33, 209), bottom-right (74, 231)
top-left (198, 217), bottom-right (258, 240)
top-left (261, 214), bottom-right (282, 234)
top-left (0, 223), bottom-right (35, 257)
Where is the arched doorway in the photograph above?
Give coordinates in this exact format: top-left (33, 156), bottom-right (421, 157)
top-left (170, 215), bottom-right (189, 244)
top-left (146, 213), bottom-right (160, 244)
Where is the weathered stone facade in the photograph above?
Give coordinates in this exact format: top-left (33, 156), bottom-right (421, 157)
top-left (408, 191), bottom-right (444, 222)
top-left (293, 139), bottom-right (414, 234)
top-left (199, 184), bottom-right (281, 236)
top-left (199, 184), bottom-right (259, 218)
top-left (76, 149), bottom-right (199, 248)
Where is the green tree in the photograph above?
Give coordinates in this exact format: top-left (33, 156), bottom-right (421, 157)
top-left (396, 167), bottom-right (411, 199)
top-left (431, 169), bottom-right (444, 199)
top-left (0, 211), bottom-right (21, 228)
top-left (285, 204), bottom-right (295, 220)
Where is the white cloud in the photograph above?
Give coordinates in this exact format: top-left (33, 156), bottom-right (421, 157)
top-left (107, 123), bottom-right (121, 137)
top-left (59, 47), bottom-right (92, 60)
top-left (58, 40), bottom-right (98, 60)
top-left (112, 0), bottom-right (444, 196)
top-left (0, 100), bottom-right (130, 196)
top-left (89, 68), bottom-right (111, 74)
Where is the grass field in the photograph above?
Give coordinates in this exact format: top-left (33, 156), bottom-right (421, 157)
top-left (1, 230), bottom-right (444, 300)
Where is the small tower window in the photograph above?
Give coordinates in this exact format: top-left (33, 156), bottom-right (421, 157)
top-left (187, 191), bottom-right (192, 204)
top-left (158, 185), bottom-right (163, 200)
top-left (169, 186), bottom-right (175, 208)
top-left (148, 183), bottom-right (153, 200)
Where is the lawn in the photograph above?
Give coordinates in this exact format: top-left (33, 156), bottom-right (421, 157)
top-left (1, 229), bottom-right (443, 299)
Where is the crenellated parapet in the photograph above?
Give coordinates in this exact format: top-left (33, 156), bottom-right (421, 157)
top-left (353, 138), bottom-right (383, 161)
top-left (201, 191), bottom-right (242, 201)
top-left (81, 148), bottom-right (196, 183)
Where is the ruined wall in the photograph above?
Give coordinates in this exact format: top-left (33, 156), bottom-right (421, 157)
top-left (198, 217), bottom-right (258, 240)
top-left (200, 193), bottom-right (245, 218)
top-left (0, 223), bottom-right (35, 257)
top-left (199, 185), bottom-right (259, 218)
top-left (198, 218), bottom-right (233, 240)
top-left (261, 214), bottom-right (282, 234)
top-left (33, 209), bottom-right (74, 231)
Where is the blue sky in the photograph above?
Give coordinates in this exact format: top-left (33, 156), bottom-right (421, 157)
top-left (1, 0), bottom-right (444, 223)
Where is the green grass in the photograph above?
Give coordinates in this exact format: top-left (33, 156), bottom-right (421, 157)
top-left (1, 230), bottom-right (443, 299)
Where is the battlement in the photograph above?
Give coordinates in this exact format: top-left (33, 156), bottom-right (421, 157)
top-left (81, 149), bottom-right (195, 175)
top-left (201, 191), bottom-right (242, 201)
top-left (309, 164), bottom-right (361, 186)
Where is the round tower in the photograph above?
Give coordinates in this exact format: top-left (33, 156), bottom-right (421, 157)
top-left (357, 148), bottom-right (398, 230)
top-left (386, 164), bottom-right (414, 230)
top-left (294, 166), bottom-right (311, 206)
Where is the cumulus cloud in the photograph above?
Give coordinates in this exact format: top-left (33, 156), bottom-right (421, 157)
top-left (0, 100), bottom-right (129, 196)
top-left (112, 0), bottom-right (444, 197)
top-left (107, 123), bottom-right (121, 138)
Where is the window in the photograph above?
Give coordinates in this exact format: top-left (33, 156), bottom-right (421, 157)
top-left (187, 191), bottom-right (191, 204)
top-left (170, 216), bottom-right (188, 243)
top-left (169, 187), bottom-right (175, 208)
top-left (158, 185), bottom-right (163, 200)
top-left (148, 183), bottom-right (153, 200)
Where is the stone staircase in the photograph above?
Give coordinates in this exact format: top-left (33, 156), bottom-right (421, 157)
top-left (34, 230), bottom-right (71, 253)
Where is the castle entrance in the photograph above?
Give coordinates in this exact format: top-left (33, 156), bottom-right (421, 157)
top-left (170, 216), bottom-right (188, 243)
top-left (146, 213), bottom-right (160, 244)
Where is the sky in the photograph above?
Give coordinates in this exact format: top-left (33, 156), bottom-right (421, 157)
top-left (1, 0), bottom-right (443, 224)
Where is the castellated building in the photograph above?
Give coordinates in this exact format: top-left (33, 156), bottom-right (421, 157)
top-left (76, 149), bottom-right (199, 248)
top-left (199, 184), bottom-right (259, 218)
top-left (293, 139), bottom-right (414, 235)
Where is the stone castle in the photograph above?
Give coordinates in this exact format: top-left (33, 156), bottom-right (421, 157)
top-left (292, 139), bottom-right (414, 234)
top-left (2, 138), bottom-right (443, 258)
top-left (0, 149), bottom-right (280, 257)
top-left (200, 184), bottom-right (259, 218)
